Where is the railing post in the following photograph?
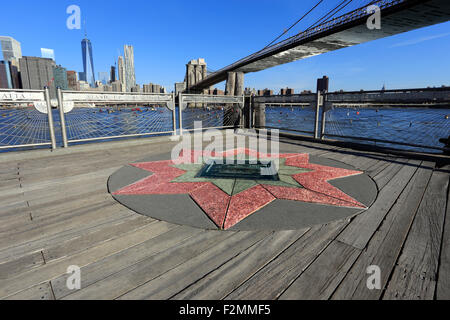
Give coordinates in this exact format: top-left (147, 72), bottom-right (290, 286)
top-left (172, 93), bottom-right (177, 136)
top-left (45, 87), bottom-right (57, 150)
top-left (320, 93), bottom-right (327, 140)
top-left (178, 93), bottom-right (183, 136)
top-left (314, 91), bottom-right (321, 139)
top-left (57, 88), bottom-right (68, 148)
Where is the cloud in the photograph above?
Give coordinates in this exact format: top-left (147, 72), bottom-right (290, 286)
top-left (390, 32), bottom-right (450, 48)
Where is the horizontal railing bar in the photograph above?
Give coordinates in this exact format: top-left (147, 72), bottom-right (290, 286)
top-left (0, 89), bottom-right (45, 93)
top-left (62, 90), bottom-right (173, 96)
top-left (182, 126), bottom-right (237, 132)
top-left (67, 131), bottom-right (175, 144)
top-left (261, 126), bottom-right (314, 135)
top-left (0, 143), bottom-right (52, 150)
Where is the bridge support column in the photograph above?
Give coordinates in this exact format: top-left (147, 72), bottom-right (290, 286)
top-left (254, 103), bottom-right (266, 128)
top-left (225, 72), bottom-right (236, 96)
top-left (235, 72), bottom-right (244, 96)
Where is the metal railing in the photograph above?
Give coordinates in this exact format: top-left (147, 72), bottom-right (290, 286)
top-left (0, 88), bottom-right (56, 151)
top-left (57, 89), bottom-right (177, 147)
top-left (178, 93), bottom-right (245, 134)
top-left (253, 96), bottom-right (450, 154)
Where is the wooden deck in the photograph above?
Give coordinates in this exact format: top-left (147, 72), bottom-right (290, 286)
top-left (0, 136), bottom-right (449, 300)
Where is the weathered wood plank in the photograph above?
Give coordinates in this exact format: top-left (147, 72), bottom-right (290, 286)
top-left (337, 159), bottom-right (421, 250)
top-left (4, 282), bottom-right (54, 300)
top-left (0, 221), bottom-right (174, 299)
top-left (279, 240), bottom-right (361, 300)
top-left (0, 251), bottom-right (44, 280)
top-left (331, 163), bottom-right (433, 299)
top-left (436, 167), bottom-right (450, 300)
top-left (383, 168), bottom-right (448, 300)
top-left (52, 225), bottom-right (203, 299)
top-left (129, 229), bottom-right (310, 300)
top-left (61, 231), bottom-right (267, 300)
top-left (225, 220), bottom-right (348, 300)
top-left (42, 215), bottom-right (155, 263)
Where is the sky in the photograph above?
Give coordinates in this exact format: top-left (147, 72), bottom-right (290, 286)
top-left (1, 0), bottom-right (449, 93)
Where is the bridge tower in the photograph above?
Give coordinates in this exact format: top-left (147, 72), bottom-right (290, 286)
top-left (185, 58), bottom-right (208, 94)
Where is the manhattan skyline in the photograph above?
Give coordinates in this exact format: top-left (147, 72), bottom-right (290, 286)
top-left (0, 0), bottom-right (449, 92)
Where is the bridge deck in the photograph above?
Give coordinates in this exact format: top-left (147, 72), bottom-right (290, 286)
top-left (0, 136), bottom-right (449, 300)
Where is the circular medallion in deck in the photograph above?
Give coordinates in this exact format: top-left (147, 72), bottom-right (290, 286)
top-left (108, 148), bottom-right (377, 231)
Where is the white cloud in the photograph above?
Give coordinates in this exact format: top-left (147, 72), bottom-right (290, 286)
top-left (390, 32), bottom-right (450, 48)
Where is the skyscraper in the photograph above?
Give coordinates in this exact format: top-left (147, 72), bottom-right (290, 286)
top-left (0, 36), bottom-right (22, 62)
top-left (0, 61), bottom-right (12, 88)
top-left (19, 56), bottom-right (56, 97)
top-left (41, 48), bottom-right (55, 61)
top-left (98, 72), bottom-right (109, 85)
top-left (81, 35), bottom-right (95, 87)
top-left (66, 71), bottom-right (79, 90)
top-left (124, 45), bottom-right (135, 92)
top-left (110, 65), bottom-right (116, 83)
top-left (53, 65), bottom-right (68, 90)
top-left (117, 55), bottom-right (126, 92)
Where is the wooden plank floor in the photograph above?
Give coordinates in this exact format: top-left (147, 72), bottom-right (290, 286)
top-left (0, 137), bottom-right (448, 300)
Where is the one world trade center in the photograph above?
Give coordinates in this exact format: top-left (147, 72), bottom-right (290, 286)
top-left (81, 33), bottom-right (95, 87)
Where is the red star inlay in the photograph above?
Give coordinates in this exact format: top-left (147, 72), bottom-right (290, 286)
top-left (113, 148), bottom-right (366, 230)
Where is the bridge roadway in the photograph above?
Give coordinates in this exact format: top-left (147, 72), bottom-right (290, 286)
top-left (254, 87), bottom-right (450, 107)
top-left (190, 0), bottom-right (450, 91)
top-left (0, 134), bottom-right (449, 300)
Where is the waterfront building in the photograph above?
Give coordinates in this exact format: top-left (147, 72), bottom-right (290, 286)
top-left (143, 84), bottom-right (151, 93)
top-left (67, 71), bottom-right (79, 90)
top-left (53, 65), bottom-right (68, 90)
top-left (98, 72), bottom-right (109, 85)
top-left (117, 56), bottom-right (126, 92)
top-left (0, 61), bottom-right (12, 88)
top-left (78, 81), bottom-right (90, 91)
top-left (111, 81), bottom-right (122, 92)
top-left (124, 45), bottom-right (135, 92)
top-left (110, 65), bottom-right (116, 83)
top-left (131, 85), bottom-right (141, 93)
top-left (41, 48), bottom-right (55, 61)
top-left (175, 82), bottom-right (186, 96)
top-left (280, 88), bottom-right (294, 95)
top-left (0, 36), bottom-right (22, 62)
top-left (81, 35), bottom-right (95, 87)
top-left (19, 56), bottom-right (56, 97)
top-left (0, 60), bottom-right (21, 89)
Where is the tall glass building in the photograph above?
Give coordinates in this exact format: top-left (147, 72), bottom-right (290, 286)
top-left (81, 36), bottom-right (95, 87)
top-left (124, 45), bottom-right (135, 92)
top-left (0, 36), bottom-right (22, 62)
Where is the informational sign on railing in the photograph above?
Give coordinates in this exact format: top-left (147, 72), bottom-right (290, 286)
top-left (0, 91), bottom-right (46, 103)
top-left (61, 91), bottom-right (175, 111)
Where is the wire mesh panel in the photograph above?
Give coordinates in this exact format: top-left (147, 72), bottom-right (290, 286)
top-left (264, 104), bottom-right (316, 136)
top-left (182, 105), bottom-right (240, 131)
top-left (63, 105), bottom-right (174, 142)
top-left (0, 89), bottom-right (54, 151)
top-left (323, 106), bottom-right (450, 153)
top-left (60, 91), bottom-right (176, 145)
top-left (179, 94), bottom-right (244, 132)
